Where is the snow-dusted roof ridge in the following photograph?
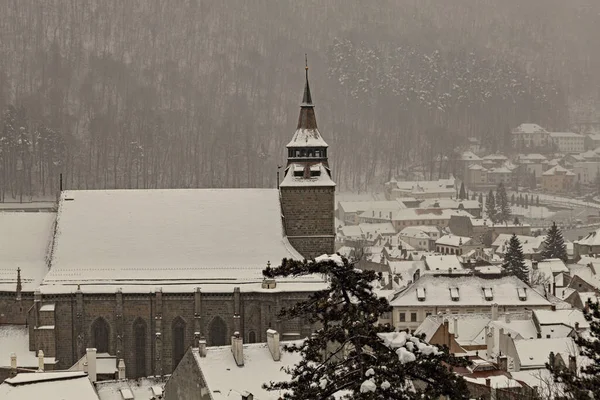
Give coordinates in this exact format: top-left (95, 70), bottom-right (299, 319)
top-left (286, 128), bottom-right (328, 148)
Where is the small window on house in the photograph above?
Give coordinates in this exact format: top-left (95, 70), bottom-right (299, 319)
top-left (483, 288), bottom-right (493, 301)
top-left (517, 287), bottom-right (527, 301)
top-left (450, 287), bottom-right (459, 301)
top-left (417, 287), bottom-right (426, 301)
top-left (410, 313), bottom-right (417, 322)
top-left (399, 313), bottom-right (406, 322)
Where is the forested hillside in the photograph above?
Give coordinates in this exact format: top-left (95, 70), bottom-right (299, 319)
top-left (0, 0), bottom-right (598, 197)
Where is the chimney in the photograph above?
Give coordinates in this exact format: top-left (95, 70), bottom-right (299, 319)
top-left (241, 391), bottom-right (254, 400)
top-left (267, 329), bottom-right (281, 361)
top-left (574, 322), bottom-right (580, 331)
top-left (532, 261), bottom-right (538, 270)
top-left (552, 282), bottom-right (556, 296)
top-left (537, 332), bottom-right (542, 338)
top-left (10, 353), bottom-right (17, 375)
top-left (485, 378), bottom-right (491, 387)
top-left (551, 303), bottom-right (556, 311)
top-left (453, 317), bottom-right (459, 338)
top-left (86, 348), bottom-right (97, 383)
top-left (198, 339), bottom-right (207, 357)
top-left (37, 350), bottom-right (44, 372)
top-left (497, 355), bottom-right (508, 371)
top-left (118, 359), bottom-right (126, 380)
top-left (491, 303), bottom-right (499, 321)
top-left (568, 355), bottom-right (577, 374)
top-left (231, 332), bottom-right (244, 366)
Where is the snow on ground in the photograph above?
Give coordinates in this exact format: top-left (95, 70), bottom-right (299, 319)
top-left (511, 205), bottom-right (555, 219)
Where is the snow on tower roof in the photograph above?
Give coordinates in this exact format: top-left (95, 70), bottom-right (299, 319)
top-left (42, 189), bottom-right (315, 291)
top-left (286, 128), bottom-right (329, 147)
top-left (0, 212), bottom-right (55, 292)
top-left (280, 163), bottom-right (335, 187)
top-left (512, 123), bottom-right (548, 134)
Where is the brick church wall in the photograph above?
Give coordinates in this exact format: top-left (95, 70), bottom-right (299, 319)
top-left (29, 289), bottom-right (313, 378)
top-left (280, 186), bottom-right (335, 259)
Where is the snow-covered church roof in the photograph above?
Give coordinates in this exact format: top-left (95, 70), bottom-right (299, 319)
top-left (42, 189), bottom-right (318, 292)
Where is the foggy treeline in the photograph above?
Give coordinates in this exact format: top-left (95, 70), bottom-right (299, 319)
top-left (0, 0), bottom-right (599, 199)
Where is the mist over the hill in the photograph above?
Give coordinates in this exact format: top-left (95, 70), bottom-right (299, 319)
top-left (0, 0), bottom-right (599, 198)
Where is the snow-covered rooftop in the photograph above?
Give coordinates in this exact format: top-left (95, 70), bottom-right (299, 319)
top-left (194, 342), bottom-right (302, 400)
top-left (512, 123), bottom-right (548, 134)
top-left (532, 309), bottom-right (589, 330)
top-left (435, 234), bottom-right (471, 247)
top-left (418, 198), bottom-right (480, 210)
top-left (0, 212), bottom-right (55, 292)
top-left (549, 131), bottom-right (584, 138)
top-left (514, 337), bottom-right (577, 369)
top-left (42, 189), bottom-right (315, 291)
top-left (423, 255), bottom-right (464, 272)
top-left (95, 377), bottom-right (167, 400)
top-left (0, 325), bottom-right (50, 368)
top-left (338, 200), bottom-right (404, 213)
top-left (280, 163), bottom-right (335, 187)
top-left (574, 227), bottom-right (600, 246)
top-left (286, 128), bottom-right (328, 148)
top-left (390, 275), bottom-right (550, 307)
top-left (0, 371), bottom-right (98, 400)
top-left (542, 165), bottom-right (575, 176)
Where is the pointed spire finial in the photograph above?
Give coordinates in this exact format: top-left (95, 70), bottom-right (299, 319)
top-left (302, 54), bottom-right (312, 105)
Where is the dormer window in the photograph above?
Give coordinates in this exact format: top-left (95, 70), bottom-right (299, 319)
top-left (517, 287), bottom-right (527, 301)
top-left (450, 287), bottom-right (459, 301)
top-left (417, 287), bottom-right (426, 301)
top-left (483, 288), bottom-right (493, 301)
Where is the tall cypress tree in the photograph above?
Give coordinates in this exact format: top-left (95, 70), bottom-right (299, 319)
top-left (503, 234), bottom-right (529, 284)
top-left (262, 256), bottom-right (470, 399)
top-left (541, 222), bottom-right (568, 263)
top-left (485, 190), bottom-right (496, 223)
top-left (458, 182), bottom-right (466, 200)
top-left (496, 182), bottom-right (511, 223)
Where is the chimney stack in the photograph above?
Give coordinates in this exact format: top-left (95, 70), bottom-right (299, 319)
top-left (86, 348), bottom-right (97, 383)
top-left (198, 339), bottom-right (207, 357)
top-left (491, 303), bottom-right (499, 321)
top-left (241, 391), bottom-right (254, 400)
top-left (37, 350), bottom-right (44, 372)
top-left (574, 322), bottom-right (580, 331)
top-left (497, 355), bottom-right (508, 371)
top-left (453, 317), bottom-right (459, 338)
top-left (10, 353), bottom-right (17, 369)
top-left (231, 332), bottom-right (244, 366)
top-left (267, 329), bottom-right (281, 361)
top-left (118, 359), bottom-right (126, 380)
top-left (551, 303), bottom-right (556, 311)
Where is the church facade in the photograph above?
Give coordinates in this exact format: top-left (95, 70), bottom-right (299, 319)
top-left (0, 71), bottom-right (335, 378)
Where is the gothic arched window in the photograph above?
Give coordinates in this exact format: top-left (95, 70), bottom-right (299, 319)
top-left (248, 331), bottom-right (257, 344)
top-left (172, 317), bottom-right (186, 368)
top-left (91, 317), bottom-right (110, 353)
top-left (133, 318), bottom-right (147, 378)
top-left (209, 317), bottom-right (227, 346)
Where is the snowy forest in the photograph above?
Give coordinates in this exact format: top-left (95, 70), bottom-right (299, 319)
top-left (0, 0), bottom-right (599, 199)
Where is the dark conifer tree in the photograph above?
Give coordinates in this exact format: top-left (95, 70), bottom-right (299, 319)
top-left (510, 193), bottom-right (515, 205)
top-left (471, 192), bottom-right (477, 201)
top-left (485, 190), bottom-right (496, 223)
top-left (496, 182), bottom-right (511, 223)
top-left (536, 196), bottom-right (540, 207)
top-left (503, 234), bottom-right (529, 284)
top-left (549, 300), bottom-right (600, 398)
top-left (541, 222), bottom-right (568, 263)
top-left (478, 192), bottom-right (483, 204)
top-left (262, 256), bottom-right (470, 399)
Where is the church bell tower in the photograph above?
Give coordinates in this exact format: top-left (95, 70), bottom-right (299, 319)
top-left (279, 59), bottom-right (336, 259)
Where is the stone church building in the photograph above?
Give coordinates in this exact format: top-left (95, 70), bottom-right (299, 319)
top-left (0, 70), bottom-right (335, 378)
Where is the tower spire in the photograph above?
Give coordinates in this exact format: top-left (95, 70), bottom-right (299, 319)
top-left (303, 54), bottom-right (312, 105)
top-left (298, 55), bottom-right (316, 129)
